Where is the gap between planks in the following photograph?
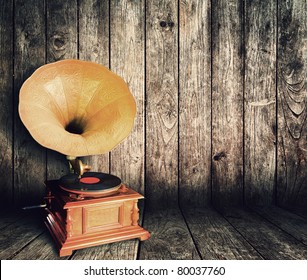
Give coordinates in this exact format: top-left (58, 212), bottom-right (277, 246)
top-left (1, 206), bottom-right (307, 260)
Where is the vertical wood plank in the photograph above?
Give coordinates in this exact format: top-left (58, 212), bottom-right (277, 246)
top-left (14, 0), bottom-right (46, 207)
top-left (211, 0), bottom-right (244, 207)
top-left (46, 0), bottom-right (78, 180)
top-left (244, 0), bottom-right (277, 205)
top-left (179, 0), bottom-right (211, 207)
top-left (78, 0), bottom-right (110, 173)
top-left (146, 0), bottom-right (179, 209)
top-left (277, 0), bottom-right (307, 211)
top-left (110, 0), bottom-right (145, 194)
top-left (0, 0), bottom-right (13, 208)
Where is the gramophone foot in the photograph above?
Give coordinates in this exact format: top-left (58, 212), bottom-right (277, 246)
top-left (139, 230), bottom-right (151, 241)
top-left (59, 248), bottom-right (73, 257)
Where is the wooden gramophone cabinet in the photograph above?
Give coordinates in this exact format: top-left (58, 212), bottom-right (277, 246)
top-left (44, 181), bottom-right (150, 257)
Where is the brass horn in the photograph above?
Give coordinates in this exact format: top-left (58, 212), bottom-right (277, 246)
top-left (18, 59), bottom-right (136, 159)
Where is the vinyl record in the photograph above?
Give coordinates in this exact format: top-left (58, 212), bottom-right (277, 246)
top-left (59, 172), bottom-right (121, 195)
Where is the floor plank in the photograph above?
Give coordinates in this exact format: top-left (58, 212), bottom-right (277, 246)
top-left (0, 210), bottom-right (27, 230)
top-left (70, 240), bottom-right (139, 260)
top-left (285, 207), bottom-right (307, 221)
top-left (221, 207), bottom-right (307, 259)
top-left (182, 207), bottom-right (263, 260)
top-left (0, 210), bottom-right (44, 259)
top-left (252, 206), bottom-right (307, 246)
top-left (2, 207), bottom-right (307, 260)
top-left (12, 231), bottom-right (68, 260)
top-left (8, 213), bottom-right (140, 260)
top-left (138, 208), bottom-right (200, 260)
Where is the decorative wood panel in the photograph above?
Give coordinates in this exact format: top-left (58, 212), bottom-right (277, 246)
top-left (179, 0), bottom-right (211, 207)
top-left (110, 0), bottom-right (145, 194)
top-left (78, 0), bottom-right (110, 173)
top-left (146, 0), bottom-right (179, 209)
top-left (0, 0), bottom-right (13, 207)
top-left (13, 0), bottom-right (46, 207)
top-left (277, 0), bottom-right (307, 211)
top-left (46, 0), bottom-right (78, 180)
top-left (211, 0), bottom-right (244, 207)
top-left (244, 0), bottom-right (277, 205)
top-left (82, 203), bottom-right (123, 233)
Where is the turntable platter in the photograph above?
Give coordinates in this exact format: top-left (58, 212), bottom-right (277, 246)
top-left (59, 172), bottom-right (122, 198)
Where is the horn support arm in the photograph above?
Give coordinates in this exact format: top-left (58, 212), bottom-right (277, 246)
top-left (66, 156), bottom-right (91, 177)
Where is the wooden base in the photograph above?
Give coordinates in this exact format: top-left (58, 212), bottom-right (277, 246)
top-left (44, 181), bottom-right (150, 257)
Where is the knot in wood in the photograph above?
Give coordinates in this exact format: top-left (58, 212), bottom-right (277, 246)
top-left (160, 21), bottom-right (167, 27)
top-left (168, 21), bottom-right (175, 28)
top-left (213, 152), bottom-right (227, 161)
top-left (159, 13), bottom-right (175, 29)
top-left (54, 38), bottom-right (65, 49)
top-left (51, 33), bottom-right (67, 51)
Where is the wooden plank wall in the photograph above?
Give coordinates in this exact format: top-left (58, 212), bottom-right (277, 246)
top-left (14, 0), bottom-right (46, 207)
top-left (277, 0), bottom-right (307, 213)
top-left (244, 0), bottom-right (277, 206)
top-left (0, 0), bottom-right (306, 212)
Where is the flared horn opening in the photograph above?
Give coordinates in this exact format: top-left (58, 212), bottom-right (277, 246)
top-left (18, 59), bottom-right (136, 157)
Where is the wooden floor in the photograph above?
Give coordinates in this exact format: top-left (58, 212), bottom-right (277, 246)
top-left (1, 206), bottom-right (307, 260)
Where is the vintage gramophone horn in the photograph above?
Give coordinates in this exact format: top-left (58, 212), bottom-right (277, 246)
top-left (18, 59), bottom-right (136, 158)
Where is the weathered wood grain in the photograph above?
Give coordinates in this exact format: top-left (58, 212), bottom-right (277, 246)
top-left (146, 0), bottom-right (179, 209)
top-left (110, 0), bottom-right (145, 194)
top-left (244, 0), bottom-right (277, 205)
top-left (14, 0), bottom-right (46, 207)
top-left (70, 240), bottom-right (139, 260)
top-left (179, 0), bottom-right (211, 207)
top-left (277, 0), bottom-right (307, 211)
top-left (0, 0), bottom-right (13, 208)
top-left (79, 0), bottom-right (109, 64)
top-left (221, 207), bottom-right (307, 259)
top-left (46, 0), bottom-right (78, 180)
top-left (182, 207), bottom-right (263, 259)
top-left (0, 211), bottom-right (44, 259)
top-left (252, 205), bottom-right (307, 246)
top-left (291, 208), bottom-right (307, 220)
top-left (78, 0), bottom-right (110, 173)
top-left (46, 0), bottom-right (78, 62)
top-left (1, 0), bottom-right (306, 212)
top-left (0, 210), bottom-right (27, 230)
top-left (2, 207), bottom-right (307, 260)
top-left (12, 231), bottom-right (68, 260)
top-left (211, 0), bottom-right (244, 208)
top-left (139, 209), bottom-right (200, 259)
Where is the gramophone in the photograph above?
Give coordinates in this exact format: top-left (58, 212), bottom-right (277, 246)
top-left (19, 59), bottom-right (150, 257)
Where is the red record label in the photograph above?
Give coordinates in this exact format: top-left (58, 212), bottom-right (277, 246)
top-left (80, 177), bottom-right (100, 184)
